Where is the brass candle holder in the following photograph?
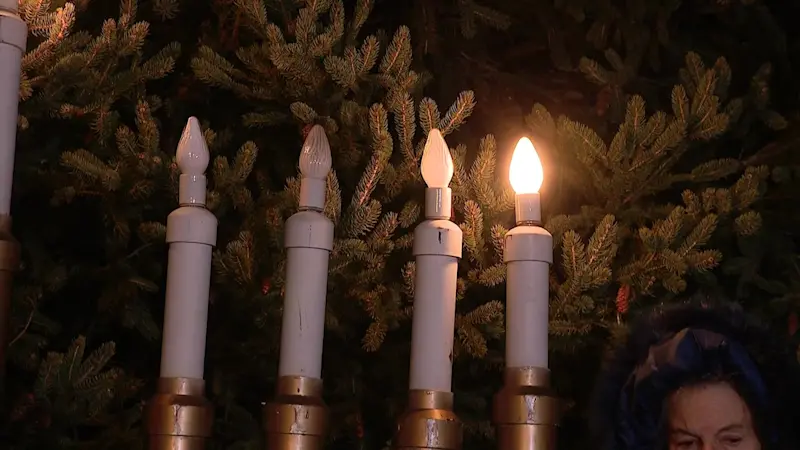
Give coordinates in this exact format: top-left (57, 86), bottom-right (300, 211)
top-left (0, 214), bottom-right (19, 376)
top-left (493, 367), bottom-right (560, 450)
top-left (264, 375), bottom-right (328, 450)
top-left (394, 390), bottom-right (462, 450)
top-left (145, 377), bottom-right (213, 450)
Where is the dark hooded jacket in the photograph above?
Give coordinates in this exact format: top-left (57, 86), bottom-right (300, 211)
top-left (590, 303), bottom-right (800, 450)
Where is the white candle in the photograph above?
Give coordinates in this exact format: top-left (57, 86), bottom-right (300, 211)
top-left (277, 125), bottom-right (334, 379)
top-left (504, 137), bottom-right (553, 369)
top-left (0, 4), bottom-right (26, 215)
top-left (160, 243), bottom-right (214, 378)
top-left (160, 117), bottom-right (218, 379)
top-left (408, 129), bottom-right (462, 392)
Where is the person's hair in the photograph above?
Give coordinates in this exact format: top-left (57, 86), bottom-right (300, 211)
top-left (656, 373), bottom-right (768, 449)
top-left (590, 302), bottom-right (800, 450)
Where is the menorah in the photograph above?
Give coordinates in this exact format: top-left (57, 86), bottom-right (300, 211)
top-left (0, 4), bottom-right (559, 449)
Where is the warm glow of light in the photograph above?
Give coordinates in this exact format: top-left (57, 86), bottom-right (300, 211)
top-left (509, 137), bottom-right (543, 194)
top-left (420, 129), bottom-right (454, 188)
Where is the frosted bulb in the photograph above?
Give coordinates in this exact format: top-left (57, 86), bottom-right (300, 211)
top-left (299, 125), bottom-right (332, 179)
top-left (509, 137), bottom-right (543, 194)
top-left (176, 117), bottom-right (210, 176)
top-left (420, 129), bottom-right (454, 188)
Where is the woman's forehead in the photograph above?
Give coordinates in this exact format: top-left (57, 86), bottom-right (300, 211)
top-left (668, 382), bottom-right (753, 432)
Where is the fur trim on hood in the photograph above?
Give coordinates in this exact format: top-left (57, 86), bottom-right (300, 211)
top-left (589, 302), bottom-right (800, 450)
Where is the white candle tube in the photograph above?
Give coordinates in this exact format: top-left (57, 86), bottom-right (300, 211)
top-left (277, 125), bottom-right (333, 378)
top-left (408, 194), bottom-right (461, 392)
top-left (506, 260), bottom-right (550, 368)
top-left (504, 220), bottom-right (553, 369)
top-left (160, 242), bottom-right (214, 378)
top-left (0, 5), bottom-right (27, 215)
top-left (409, 247), bottom-right (460, 391)
top-left (159, 117), bottom-right (217, 379)
top-left (277, 215), bottom-right (333, 378)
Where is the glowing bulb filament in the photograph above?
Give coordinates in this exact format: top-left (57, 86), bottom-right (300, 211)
top-left (509, 137), bottom-right (543, 194)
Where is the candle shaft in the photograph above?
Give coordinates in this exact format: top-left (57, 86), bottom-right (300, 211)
top-left (409, 254), bottom-right (458, 391)
top-left (506, 260), bottom-right (549, 368)
top-left (278, 209), bottom-right (333, 378)
top-left (278, 246), bottom-right (330, 378)
top-left (503, 224), bottom-right (552, 370)
top-left (160, 242), bottom-right (213, 379)
top-left (0, 13), bottom-right (25, 215)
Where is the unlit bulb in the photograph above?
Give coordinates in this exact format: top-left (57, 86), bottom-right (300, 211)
top-left (299, 125), bottom-right (332, 179)
top-left (420, 129), bottom-right (454, 188)
top-left (176, 117), bottom-right (210, 176)
top-left (509, 137), bottom-right (543, 194)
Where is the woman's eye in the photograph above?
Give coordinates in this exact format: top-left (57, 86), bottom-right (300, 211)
top-left (721, 436), bottom-right (743, 446)
top-left (674, 441), bottom-right (696, 449)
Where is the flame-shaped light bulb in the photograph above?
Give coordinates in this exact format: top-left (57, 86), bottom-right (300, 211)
top-left (299, 125), bottom-right (332, 179)
top-left (420, 129), bottom-right (454, 188)
top-left (176, 117), bottom-right (210, 176)
top-left (509, 137), bottom-right (543, 194)
top-left (176, 117), bottom-right (210, 205)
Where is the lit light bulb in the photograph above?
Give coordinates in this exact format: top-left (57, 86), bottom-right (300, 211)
top-left (420, 129), bottom-right (454, 188)
top-left (509, 137), bottom-right (543, 194)
top-left (299, 125), bottom-right (332, 179)
top-left (176, 117), bottom-right (210, 176)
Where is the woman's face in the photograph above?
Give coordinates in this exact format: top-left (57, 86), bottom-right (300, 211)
top-left (667, 382), bottom-right (760, 450)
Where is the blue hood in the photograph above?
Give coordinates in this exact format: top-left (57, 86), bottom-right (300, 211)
top-left (589, 303), bottom-right (800, 450)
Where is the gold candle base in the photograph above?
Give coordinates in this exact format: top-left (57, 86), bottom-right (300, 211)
top-left (394, 390), bottom-right (463, 450)
top-left (264, 376), bottom-right (328, 450)
top-left (0, 214), bottom-right (19, 376)
top-left (145, 377), bottom-right (213, 450)
top-left (493, 367), bottom-right (560, 450)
